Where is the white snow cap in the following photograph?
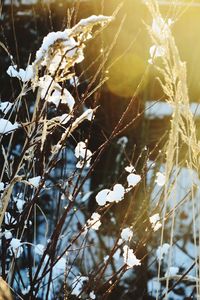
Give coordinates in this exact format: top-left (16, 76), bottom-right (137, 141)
top-left (0, 119), bottom-right (19, 135)
top-left (149, 213), bottom-right (162, 231)
top-left (95, 184), bottom-right (125, 206)
top-left (125, 164), bottom-right (135, 173)
top-left (86, 212), bottom-right (101, 230)
top-left (121, 227), bottom-right (133, 241)
top-left (156, 243), bottom-right (170, 261)
top-left (75, 141), bottom-right (92, 169)
top-left (155, 172), bottom-right (166, 186)
top-left (71, 276), bottom-right (88, 297)
top-left (127, 173), bottom-right (141, 188)
top-left (123, 245), bottom-right (141, 268)
top-left (0, 101), bottom-right (13, 115)
top-left (7, 64), bottom-right (34, 82)
top-left (0, 182), bottom-right (4, 192)
top-left (28, 176), bottom-right (41, 187)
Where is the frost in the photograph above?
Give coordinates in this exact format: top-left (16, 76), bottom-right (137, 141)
top-left (156, 243), bottom-right (170, 261)
top-left (123, 245), bottom-right (141, 268)
top-left (155, 172), bottom-right (166, 186)
top-left (86, 212), bottom-right (101, 230)
top-left (0, 101), bottom-right (13, 115)
top-left (121, 227), bottom-right (133, 241)
top-left (7, 64), bottom-right (33, 82)
top-left (149, 213), bottom-right (162, 231)
top-left (35, 244), bottom-right (45, 256)
top-left (127, 173), bottom-right (141, 188)
top-left (0, 119), bottom-right (19, 134)
top-left (71, 276), bottom-right (88, 296)
top-left (28, 176), bottom-right (41, 187)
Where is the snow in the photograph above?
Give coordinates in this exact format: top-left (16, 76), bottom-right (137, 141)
top-left (10, 238), bottom-right (23, 258)
top-left (4, 230), bottom-right (12, 240)
top-left (35, 29), bottom-right (74, 62)
top-left (125, 165), bottom-right (135, 173)
top-left (35, 244), bottom-right (45, 255)
top-left (149, 213), bottom-right (162, 231)
top-left (0, 119), bottom-right (19, 134)
top-left (127, 173), bottom-right (141, 188)
top-left (86, 212), bottom-right (101, 230)
top-left (123, 245), bottom-right (141, 268)
top-left (59, 114), bottom-right (71, 125)
top-left (113, 248), bottom-right (121, 260)
top-left (10, 238), bottom-right (21, 250)
top-left (164, 266), bottom-right (179, 277)
top-left (28, 176), bottom-right (41, 187)
top-left (15, 198), bottom-right (25, 213)
top-left (107, 184), bottom-right (125, 203)
top-left (71, 276), bottom-right (88, 297)
top-left (45, 85), bottom-right (75, 110)
top-left (156, 243), bottom-right (170, 261)
top-left (61, 89), bottom-right (75, 111)
top-left (4, 212), bottom-right (17, 225)
top-left (89, 291), bottom-right (96, 299)
top-left (72, 15), bottom-right (113, 36)
top-left (155, 172), bottom-right (166, 186)
top-left (7, 64), bottom-right (33, 82)
top-left (96, 189), bottom-right (111, 206)
top-left (145, 101), bottom-right (200, 119)
top-left (70, 76), bottom-right (79, 87)
top-left (75, 141), bottom-right (92, 168)
top-left (54, 257), bottom-right (66, 271)
top-left (147, 278), bottom-right (161, 298)
top-left (0, 101), bottom-right (13, 115)
top-left (96, 184), bottom-right (125, 206)
top-left (121, 227), bottom-right (133, 241)
top-left (0, 182), bottom-right (4, 192)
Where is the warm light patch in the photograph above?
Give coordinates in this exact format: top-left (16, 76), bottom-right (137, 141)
top-left (106, 53), bottom-right (146, 98)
